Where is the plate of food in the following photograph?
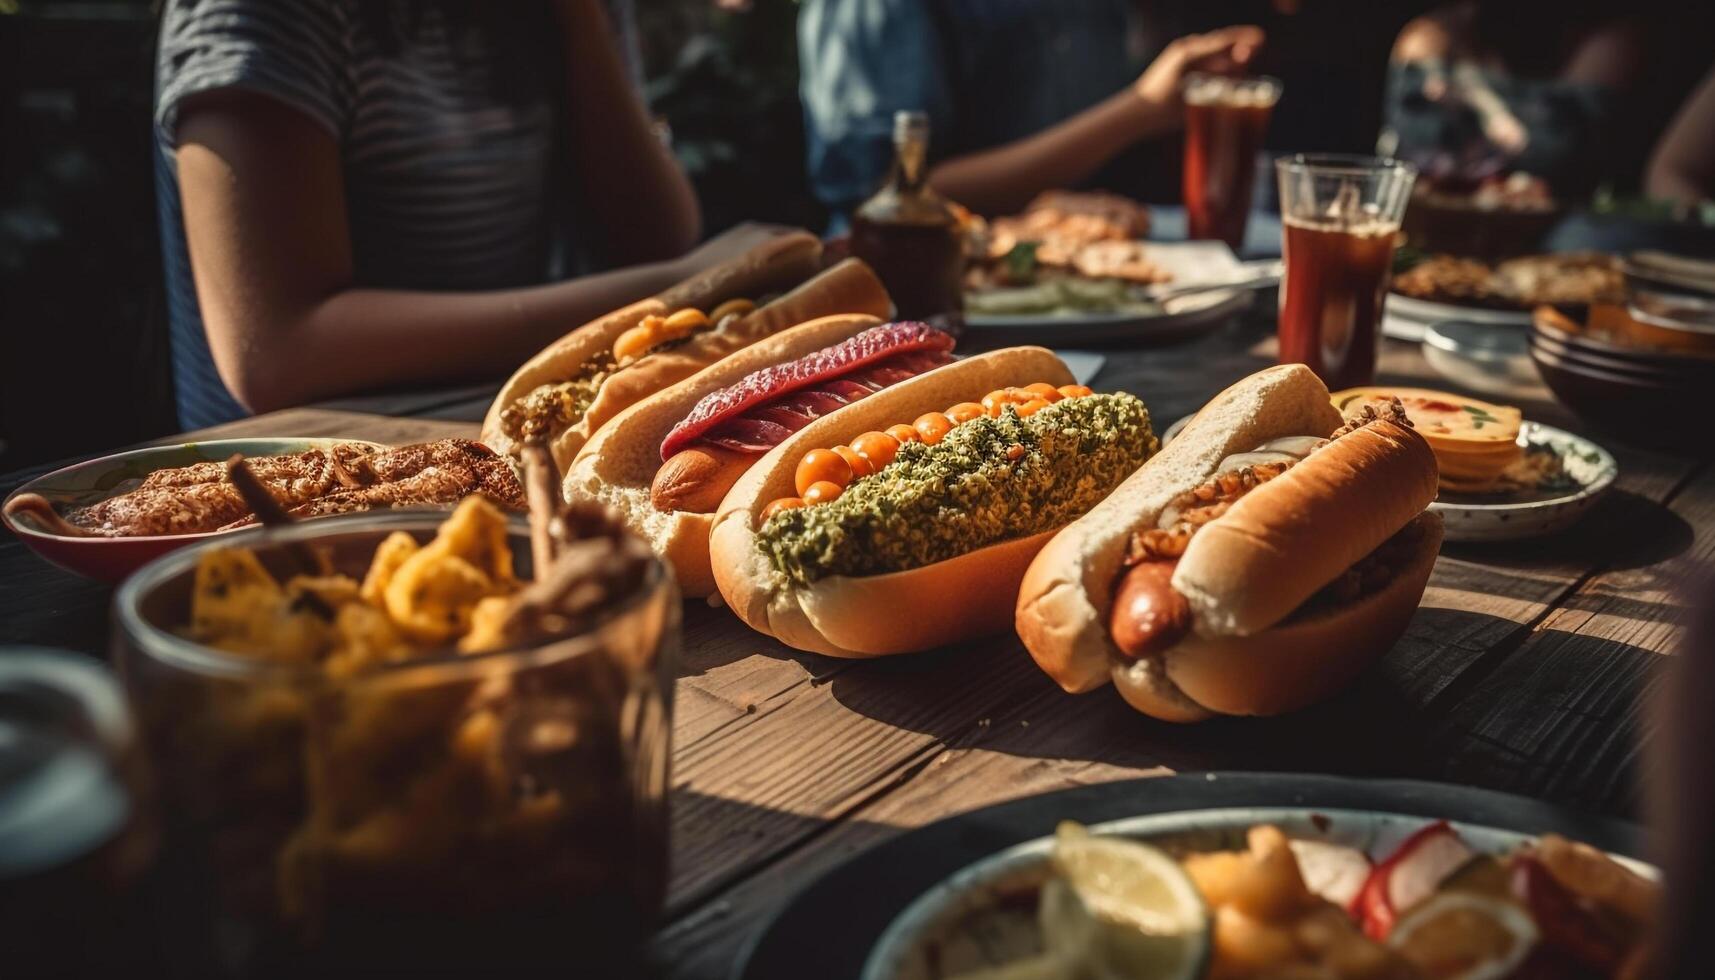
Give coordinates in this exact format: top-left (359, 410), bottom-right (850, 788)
top-left (1, 437), bottom-right (523, 582)
top-left (1160, 386), bottom-right (1615, 544)
top-left (1329, 388), bottom-right (1616, 543)
top-left (1400, 170), bottom-right (1562, 261)
top-left (1384, 253), bottom-right (1625, 341)
top-left (736, 772), bottom-right (1653, 980)
top-left (963, 192), bottom-right (1255, 345)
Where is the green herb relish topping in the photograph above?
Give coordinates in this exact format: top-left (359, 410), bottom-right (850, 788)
top-left (499, 356), bottom-right (614, 446)
top-left (757, 392), bottom-right (1157, 586)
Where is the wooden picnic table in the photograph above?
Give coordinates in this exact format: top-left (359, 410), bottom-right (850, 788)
top-left (1, 312), bottom-right (1705, 979)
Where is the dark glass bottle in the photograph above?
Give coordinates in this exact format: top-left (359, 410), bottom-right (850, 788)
top-left (850, 111), bottom-right (965, 325)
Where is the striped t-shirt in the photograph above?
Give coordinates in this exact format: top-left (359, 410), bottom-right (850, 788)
top-left (154, 0), bottom-right (637, 429)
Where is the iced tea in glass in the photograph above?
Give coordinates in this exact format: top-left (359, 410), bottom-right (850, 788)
top-left (1183, 74), bottom-right (1281, 250)
top-left (1275, 154), bottom-right (1416, 390)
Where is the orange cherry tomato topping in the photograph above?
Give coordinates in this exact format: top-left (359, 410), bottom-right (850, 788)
top-left (1057, 384), bottom-right (1093, 399)
top-left (947, 402), bottom-right (986, 425)
top-left (852, 431), bottom-right (900, 470)
top-left (914, 412), bottom-right (954, 445)
top-left (760, 497), bottom-right (805, 522)
top-left (795, 448), bottom-right (853, 497)
top-left (1016, 398), bottom-right (1051, 417)
top-left (1024, 382), bottom-right (1064, 402)
top-left (833, 445), bottom-right (873, 480)
top-left (802, 480), bottom-right (845, 506)
top-left (982, 388), bottom-right (1034, 417)
top-left (886, 423), bottom-right (921, 444)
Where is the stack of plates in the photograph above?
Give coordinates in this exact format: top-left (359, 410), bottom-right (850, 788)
top-left (1530, 305), bottom-right (1715, 447)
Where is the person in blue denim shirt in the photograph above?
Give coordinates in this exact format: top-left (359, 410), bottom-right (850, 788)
top-left (1380, 1), bottom-right (1643, 201)
top-left (799, 0), bottom-right (1262, 227)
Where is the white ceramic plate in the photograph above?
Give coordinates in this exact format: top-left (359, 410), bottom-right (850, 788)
top-left (965, 242), bottom-right (1253, 345)
top-left (1383, 293), bottom-right (1534, 342)
top-left (1157, 416), bottom-right (1616, 543)
top-left (862, 805), bottom-right (1656, 980)
top-left (1432, 421), bottom-right (1617, 542)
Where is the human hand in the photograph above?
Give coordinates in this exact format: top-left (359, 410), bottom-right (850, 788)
top-left (1133, 26), bottom-right (1266, 107)
top-left (674, 222), bottom-right (804, 275)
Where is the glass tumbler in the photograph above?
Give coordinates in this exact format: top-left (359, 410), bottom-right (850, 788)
top-left (0, 648), bottom-right (158, 974)
top-left (113, 511), bottom-right (679, 977)
top-left (1276, 154), bottom-right (1417, 390)
top-left (1183, 73), bottom-right (1282, 251)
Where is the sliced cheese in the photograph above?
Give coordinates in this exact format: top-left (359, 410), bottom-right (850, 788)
top-left (1332, 387), bottom-right (1522, 445)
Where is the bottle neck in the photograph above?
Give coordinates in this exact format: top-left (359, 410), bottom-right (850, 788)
top-left (893, 134), bottom-right (928, 193)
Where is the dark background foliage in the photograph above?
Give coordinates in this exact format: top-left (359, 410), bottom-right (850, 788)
top-left (1, 1), bottom-right (1709, 470)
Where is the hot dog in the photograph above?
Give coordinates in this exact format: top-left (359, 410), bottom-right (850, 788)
top-left (708, 349), bottom-right (1159, 657)
top-left (482, 233), bottom-right (892, 471)
top-left (1016, 364), bottom-right (1443, 722)
top-left (563, 316), bottom-right (950, 597)
top-left (649, 321), bottom-right (957, 513)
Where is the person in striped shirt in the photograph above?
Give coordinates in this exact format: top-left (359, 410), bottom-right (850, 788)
top-left (155, 0), bottom-right (785, 428)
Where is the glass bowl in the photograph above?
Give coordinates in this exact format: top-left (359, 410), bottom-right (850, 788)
top-left (112, 510), bottom-right (679, 975)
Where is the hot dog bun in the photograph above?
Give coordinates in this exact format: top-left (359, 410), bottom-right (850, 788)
top-left (565, 314), bottom-right (883, 598)
top-left (1016, 364), bottom-right (1441, 721)
top-left (483, 232), bottom-right (835, 467)
top-left (564, 259), bottom-right (891, 468)
top-left (709, 348), bottom-right (1075, 657)
top-left (1111, 512), bottom-right (1441, 721)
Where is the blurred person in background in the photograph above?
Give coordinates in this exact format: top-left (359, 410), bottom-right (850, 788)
top-left (798, 0), bottom-right (1262, 224)
top-left (156, 0), bottom-right (783, 429)
top-left (1381, 0), bottom-right (1644, 200)
top-left (1646, 64), bottom-right (1715, 208)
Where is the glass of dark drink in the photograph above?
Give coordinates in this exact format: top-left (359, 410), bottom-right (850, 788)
top-left (1275, 154), bottom-right (1417, 390)
top-left (1182, 74), bottom-right (1281, 251)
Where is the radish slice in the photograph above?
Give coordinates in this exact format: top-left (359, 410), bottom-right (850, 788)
top-left (1354, 821), bottom-right (1475, 939)
top-left (1288, 839), bottom-right (1372, 910)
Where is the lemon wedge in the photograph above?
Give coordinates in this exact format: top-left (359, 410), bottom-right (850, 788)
top-left (1387, 891), bottom-right (1538, 980)
top-left (1050, 823), bottom-right (1211, 980)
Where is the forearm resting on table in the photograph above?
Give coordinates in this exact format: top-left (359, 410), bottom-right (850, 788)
top-left (927, 89), bottom-right (1176, 215)
top-left (176, 90), bottom-right (697, 414)
top-left (202, 263), bottom-right (685, 415)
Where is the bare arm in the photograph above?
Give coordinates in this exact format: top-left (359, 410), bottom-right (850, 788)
top-left (176, 93), bottom-right (704, 414)
top-left (926, 26), bottom-right (1263, 215)
top-left (556, 0), bottom-right (701, 262)
top-left (1647, 66), bottom-right (1715, 205)
top-left (1561, 20), bottom-right (1644, 89)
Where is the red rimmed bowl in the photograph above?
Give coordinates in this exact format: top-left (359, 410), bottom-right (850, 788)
top-left (2, 438), bottom-right (388, 584)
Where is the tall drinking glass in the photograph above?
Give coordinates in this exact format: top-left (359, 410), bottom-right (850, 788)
top-left (1183, 74), bottom-right (1282, 251)
top-left (1275, 154), bottom-right (1417, 390)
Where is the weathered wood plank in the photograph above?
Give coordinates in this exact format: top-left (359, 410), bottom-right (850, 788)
top-left (1427, 460), bottom-right (1713, 813)
top-left (666, 635), bottom-right (1066, 909)
top-left (653, 681), bottom-right (1173, 980)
